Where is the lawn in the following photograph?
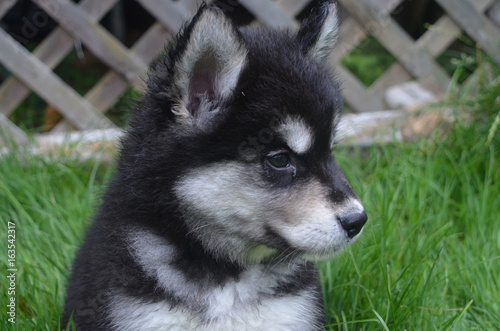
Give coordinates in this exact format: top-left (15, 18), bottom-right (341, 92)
top-left (1, 76), bottom-right (499, 330)
top-left (320, 73), bottom-right (500, 329)
top-left (322, 122), bottom-right (500, 330)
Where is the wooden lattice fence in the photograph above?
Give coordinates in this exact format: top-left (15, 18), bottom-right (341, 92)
top-left (1, 0), bottom-right (499, 146)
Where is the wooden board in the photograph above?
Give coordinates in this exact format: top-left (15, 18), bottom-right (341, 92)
top-left (239, 0), bottom-right (299, 29)
top-left (136, 0), bottom-right (190, 32)
top-left (0, 0), bottom-right (16, 19)
top-left (0, 113), bottom-right (29, 146)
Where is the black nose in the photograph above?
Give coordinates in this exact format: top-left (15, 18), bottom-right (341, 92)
top-left (339, 211), bottom-right (367, 238)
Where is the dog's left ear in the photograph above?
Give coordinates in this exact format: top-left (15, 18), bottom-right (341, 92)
top-left (169, 4), bottom-right (247, 125)
top-left (297, 0), bottom-right (340, 63)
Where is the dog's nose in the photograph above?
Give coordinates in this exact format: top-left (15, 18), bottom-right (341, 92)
top-left (339, 211), bottom-right (367, 238)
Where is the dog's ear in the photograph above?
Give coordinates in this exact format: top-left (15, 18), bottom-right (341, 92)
top-left (168, 4), bottom-right (247, 125)
top-left (297, 1), bottom-right (339, 63)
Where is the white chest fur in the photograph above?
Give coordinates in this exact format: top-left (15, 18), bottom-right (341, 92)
top-left (108, 230), bottom-right (322, 330)
top-left (109, 289), bottom-right (319, 331)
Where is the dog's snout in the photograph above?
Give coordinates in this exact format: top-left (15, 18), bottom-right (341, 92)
top-left (339, 210), bottom-right (367, 238)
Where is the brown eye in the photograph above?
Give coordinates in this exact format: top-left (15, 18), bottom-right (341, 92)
top-left (267, 154), bottom-right (290, 168)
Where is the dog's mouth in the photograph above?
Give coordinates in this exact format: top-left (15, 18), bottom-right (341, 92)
top-left (251, 222), bottom-right (365, 262)
top-left (301, 229), bottom-right (365, 261)
top-left (245, 240), bottom-right (353, 263)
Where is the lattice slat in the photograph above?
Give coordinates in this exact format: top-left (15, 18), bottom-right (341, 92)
top-left (178, 0), bottom-right (203, 19)
top-left (239, 0), bottom-right (298, 29)
top-left (136, 0), bottom-right (191, 33)
top-left (0, 112), bottom-right (29, 145)
top-left (275, 0), bottom-right (310, 17)
top-left (0, 0), bottom-right (16, 19)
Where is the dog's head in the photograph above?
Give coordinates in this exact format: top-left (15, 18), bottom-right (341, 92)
top-left (126, 1), bottom-right (367, 263)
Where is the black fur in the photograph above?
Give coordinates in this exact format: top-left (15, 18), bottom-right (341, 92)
top-left (63, 2), bottom-right (362, 330)
top-left (297, 1), bottom-right (336, 56)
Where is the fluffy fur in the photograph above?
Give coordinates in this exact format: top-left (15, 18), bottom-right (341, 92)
top-left (63, 1), bottom-right (367, 330)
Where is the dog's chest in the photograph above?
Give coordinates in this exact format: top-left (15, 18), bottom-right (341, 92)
top-left (109, 289), bottom-right (319, 331)
top-left (113, 231), bottom-right (323, 330)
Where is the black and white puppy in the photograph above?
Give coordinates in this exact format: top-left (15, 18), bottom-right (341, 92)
top-left (63, 1), bottom-right (367, 330)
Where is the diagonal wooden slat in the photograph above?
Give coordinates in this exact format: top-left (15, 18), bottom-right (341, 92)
top-left (370, 0), bottom-right (404, 13)
top-left (489, 2), bottom-right (500, 26)
top-left (32, 0), bottom-right (147, 85)
top-left (276, 0), bottom-right (310, 17)
top-left (0, 0), bottom-right (16, 19)
top-left (0, 29), bottom-right (115, 130)
top-left (0, 0), bottom-right (118, 117)
top-left (0, 113), bottom-right (29, 146)
top-left (136, 0), bottom-right (190, 33)
top-left (435, 0), bottom-right (500, 65)
top-left (239, 0), bottom-right (298, 29)
top-left (179, 0), bottom-right (202, 17)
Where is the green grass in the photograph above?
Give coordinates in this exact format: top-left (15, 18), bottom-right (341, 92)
top-left (0, 154), bottom-right (114, 330)
top-left (1, 73), bottom-right (499, 331)
top-left (323, 134), bottom-right (499, 329)
top-left (321, 72), bottom-right (500, 329)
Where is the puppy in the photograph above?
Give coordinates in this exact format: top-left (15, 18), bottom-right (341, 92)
top-left (63, 2), bottom-right (367, 330)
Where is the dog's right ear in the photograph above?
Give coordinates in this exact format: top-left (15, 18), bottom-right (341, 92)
top-left (166, 4), bottom-right (247, 126)
top-left (296, 1), bottom-right (340, 63)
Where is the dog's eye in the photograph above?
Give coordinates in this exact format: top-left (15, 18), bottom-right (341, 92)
top-left (267, 154), bottom-right (290, 168)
